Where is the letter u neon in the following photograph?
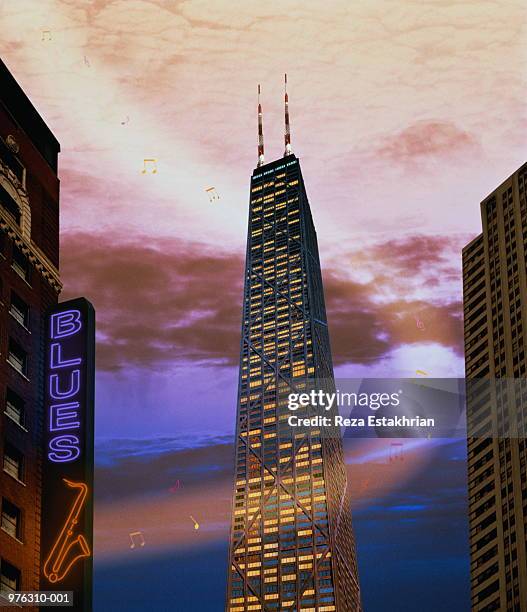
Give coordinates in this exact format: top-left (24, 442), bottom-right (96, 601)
top-left (49, 370), bottom-right (80, 399)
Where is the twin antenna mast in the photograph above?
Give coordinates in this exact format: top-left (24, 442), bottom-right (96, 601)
top-left (257, 74), bottom-right (293, 168)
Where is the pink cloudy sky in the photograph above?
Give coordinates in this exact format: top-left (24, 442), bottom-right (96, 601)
top-left (0, 0), bottom-right (525, 428)
top-left (2, 1), bottom-right (527, 439)
top-left (1, 1), bottom-right (526, 398)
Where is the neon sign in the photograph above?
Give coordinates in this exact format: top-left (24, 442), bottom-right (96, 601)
top-left (47, 309), bottom-right (84, 463)
top-left (42, 298), bottom-right (95, 608)
top-left (43, 479), bottom-right (91, 583)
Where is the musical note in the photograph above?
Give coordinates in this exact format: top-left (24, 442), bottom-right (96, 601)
top-left (414, 316), bottom-right (425, 331)
top-left (190, 515), bottom-right (199, 530)
top-left (84, 55), bottom-right (90, 67)
top-left (205, 186), bottom-right (220, 202)
top-left (121, 116), bottom-right (130, 126)
top-left (169, 480), bottom-right (180, 493)
top-left (415, 370), bottom-right (428, 376)
top-left (129, 531), bottom-right (145, 549)
top-left (41, 30), bottom-right (52, 41)
top-left (389, 442), bottom-right (404, 463)
top-left (141, 158), bottom-right (157, 174)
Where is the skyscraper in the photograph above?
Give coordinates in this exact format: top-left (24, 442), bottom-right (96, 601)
top-left (226, 78), bottom-right (362, 612)
top-left (463, 162), bottom-right (527, 610)
top-left (0, 59), bottom-right (61, 596)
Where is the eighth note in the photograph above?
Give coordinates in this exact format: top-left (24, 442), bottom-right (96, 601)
top-left (205, 186), bottom-right (219, 202)
top-left (169, 479), bottom-right (180, 493)
top-left (121, 116), bottom-right (130, 125)
top-left (141, 158), bottom-right (157, 174)
top-left (190, 515), bottom-right (199, 530)
top-left (129, 531), bottom-right (145, 549)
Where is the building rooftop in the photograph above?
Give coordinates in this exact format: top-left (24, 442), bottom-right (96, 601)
top-left (252, 154), bottom-right (299, 178)
top-left (0, 58), bottom-right (60, 172)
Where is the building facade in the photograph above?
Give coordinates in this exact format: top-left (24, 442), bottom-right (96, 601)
top-left (463, 162), bottom-right (527, 610)
top-left (0, 58), bottom-right (61, 599)
top-left (226, 84), bottom-right (361, 611)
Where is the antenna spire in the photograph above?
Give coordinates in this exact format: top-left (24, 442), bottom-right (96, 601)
top-left (257, 84), bottom-right (265, 167)
top-left (284, 73), bottom-right (292, 156)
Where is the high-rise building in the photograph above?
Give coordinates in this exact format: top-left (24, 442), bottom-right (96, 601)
top-left (0, 59), bottom-right (61, 599)
top-left (463, 162), bottom-right (527, 610)
top-left (226, 78), bottom-right (362, 612)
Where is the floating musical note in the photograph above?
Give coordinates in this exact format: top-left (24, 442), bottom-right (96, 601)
top-left (205, 186), bottom-right (219, 202)
top-left (41, 30), bottom-right (52, 41)
top-left (416, 370), bottom-right (428, 376)
top-left (414, 316), bottom-right (425, 331)
top-left (121, 116), bottom-right (130, 125)
top-left (169, 480), bottom-right (180, 493)
top-left (190, 515), bottom-right (199, 530)
top-left (129, 531), bottom-right (145, 549)
top-left (84, 55), bottom-right (90, 67)
top-left (141, 158), bottom-right (157, 174)
top-left (389, 442), bottom-right (404, 463)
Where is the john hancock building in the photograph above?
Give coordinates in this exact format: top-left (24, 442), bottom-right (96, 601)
top-left (226, 78), bottom-right (362, 612)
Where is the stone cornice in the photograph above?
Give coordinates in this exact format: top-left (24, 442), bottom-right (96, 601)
top-left (0, 161), bottom-right (62, 293)
top-left (0, 215), bottom-right (62, 293)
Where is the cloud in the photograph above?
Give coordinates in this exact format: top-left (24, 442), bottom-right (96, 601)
top-left (377, 120), bottom-right (478, 163)
top-left (60, 230), bottom-right (464, 371)
top-left (95, 436), bottom-right (234, 504)
top-left (324, 233), bottom-right (465, 364)
top-left (361, 234), bottom-right (461, 276)
top-left (1, 0), bottom-right (525, 259)
top-left (95, 433), bottom-right (234, 466)
top-left (60, 231), bottom-right (244, 371)
top-left (326, 275), bottom-right (463, 366)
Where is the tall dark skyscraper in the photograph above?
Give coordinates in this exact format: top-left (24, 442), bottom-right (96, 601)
top-left (226, 78), bottom-right (361, 612)
top-left (463, 162), bottom-right (527, 610)
top-left (0, 59), bottom-right (61, 597)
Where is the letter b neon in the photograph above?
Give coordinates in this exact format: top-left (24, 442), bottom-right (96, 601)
top-left (50, 310), bottom-right (82, 339)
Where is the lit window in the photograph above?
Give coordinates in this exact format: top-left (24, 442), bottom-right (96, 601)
top-left (1, 498), bottom-right (21, 540)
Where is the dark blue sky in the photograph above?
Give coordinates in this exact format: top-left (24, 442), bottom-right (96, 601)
top-left (93, 437), bottom-right (470, 611)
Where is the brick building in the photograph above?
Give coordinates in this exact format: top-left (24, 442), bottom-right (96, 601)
top-left (0, 58), bottom-right (61, 600)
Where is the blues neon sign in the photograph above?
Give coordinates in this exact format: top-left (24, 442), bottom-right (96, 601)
top-left (42, 297), bottom-right (95, 608)
top-left (47, 309), bottom-right (84, 463)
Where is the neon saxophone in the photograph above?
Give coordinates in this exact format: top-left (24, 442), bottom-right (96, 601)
top-left (43, 479), bottom-right (91, 583)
